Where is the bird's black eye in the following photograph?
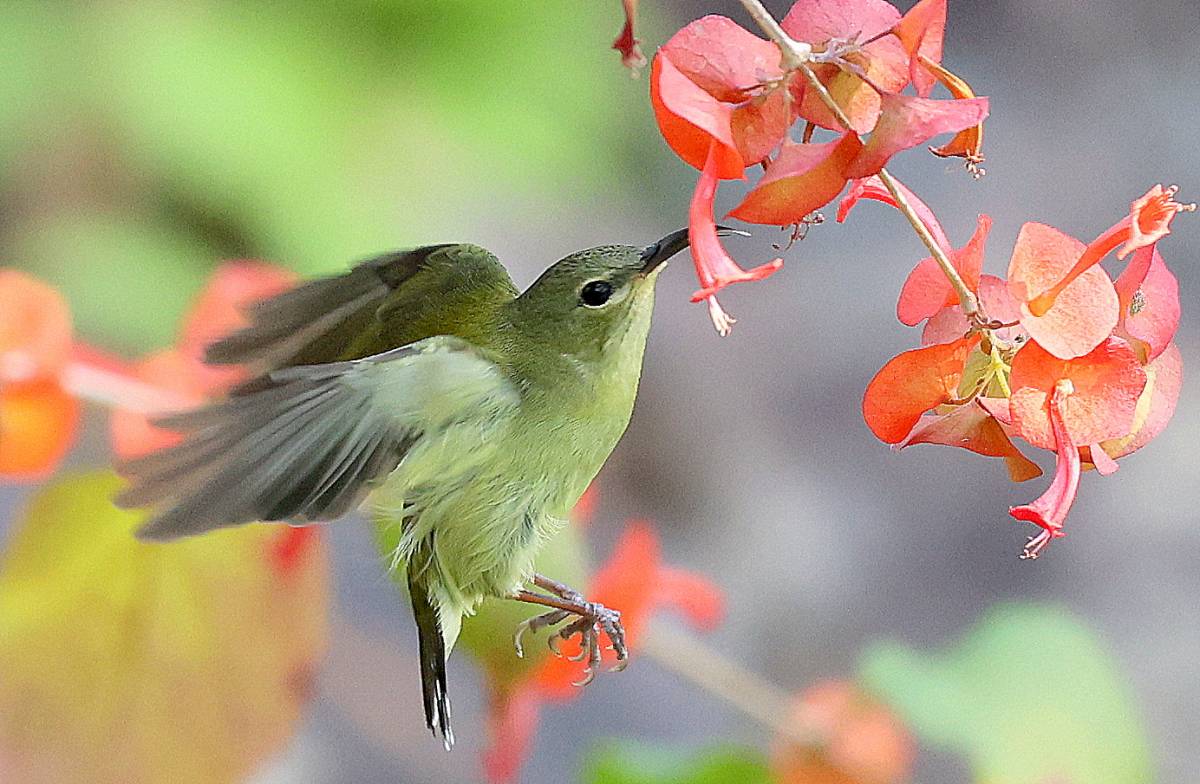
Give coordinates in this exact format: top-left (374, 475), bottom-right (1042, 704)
top-left (579, 280), bottom-right (614, 307)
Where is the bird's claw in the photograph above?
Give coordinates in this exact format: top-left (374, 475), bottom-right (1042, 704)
top-left (511, 596), bottom-right (629, 687)
top-left (514, 609), bottom-right (569, 658)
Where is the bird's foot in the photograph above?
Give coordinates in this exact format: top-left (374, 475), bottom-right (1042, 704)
top-left (511, 574), bottom-right (628, 687)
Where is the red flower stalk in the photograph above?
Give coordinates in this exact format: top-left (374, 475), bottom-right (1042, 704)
top-left (1026, 185), bottom-right (1192, 317)
top-left (612, 0), bottom-right (646, 72)
top-left (689, 140), bottom-right (783, 335)
top-left (1009, 380), bottom-right (1080, 560)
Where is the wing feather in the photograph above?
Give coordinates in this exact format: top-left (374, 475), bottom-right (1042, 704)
top-left (118, 336), bottom-right (519, 540)
top-left (204, 244), bottom-right (516, 373)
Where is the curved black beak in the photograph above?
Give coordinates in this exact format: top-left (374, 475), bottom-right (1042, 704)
top-left (639, 226), bottom-right (750, 273)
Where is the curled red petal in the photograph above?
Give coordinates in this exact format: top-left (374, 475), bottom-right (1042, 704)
top-left (898, 400), bottom-right (1042, 482)
top-left (650, 54), bottom-right (744, 178)
top-left (862, 336), bottom-right (976, 444)
top-left (892, 0), bottom-right (947, 96)
top-left (897, 214), bottom-right (989, 326)
top-left (1008, 337), bottom-right (1147, 450)
top-left (728, 134), bottom-right (861, 225)
top-left (0, 380), bottom-right (81, 480)
top-left (846, 93), bottom-right (989, 179)
top-left (1008, 222), bottom-right (1118, 359)
top-left (836, 175), bottom-right (951, 253)
top-left (0, 270), bottom-right (73, 383)
top-left (689, 141), bottom-right (782, 333)
top-left (612, 0), bottom-right (646, 72)
top-left (1010, 381), bottom-right (1080, 559)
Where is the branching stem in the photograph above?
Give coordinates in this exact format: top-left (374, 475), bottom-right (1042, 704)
top-left (735, 0), bottom-right (982, 320)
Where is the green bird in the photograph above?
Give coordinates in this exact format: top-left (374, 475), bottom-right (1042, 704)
top-left (117, 229), bottom-right (728, 748)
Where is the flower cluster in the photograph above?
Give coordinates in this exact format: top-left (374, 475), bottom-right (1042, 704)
top-left (858, 183), bottom-right (1191, 558)
top-left (650, 0), bottom-right (986, 333)
top-left (0, 262), bottom-right (293, 478)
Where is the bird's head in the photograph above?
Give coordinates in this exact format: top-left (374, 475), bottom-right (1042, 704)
top-left (512, 229), bottom-right (718, 361)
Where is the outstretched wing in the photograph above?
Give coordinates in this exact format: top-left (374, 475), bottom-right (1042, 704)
top-left (118, 336), bottom-right (520, 541)
top-left (205, 244), bottom-right (519, 372)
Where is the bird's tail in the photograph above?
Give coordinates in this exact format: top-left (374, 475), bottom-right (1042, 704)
top-left (408, 572), bottom-right (454, 749)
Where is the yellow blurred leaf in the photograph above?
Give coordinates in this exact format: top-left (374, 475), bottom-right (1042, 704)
top-left (0, 471), bottom-right (329, 784)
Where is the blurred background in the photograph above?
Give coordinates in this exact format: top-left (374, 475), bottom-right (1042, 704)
top-left (0, 1), bottom-right (1197, 782)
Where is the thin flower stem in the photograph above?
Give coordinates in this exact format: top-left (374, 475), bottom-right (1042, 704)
top-left (736, 0), bottom-right (982, 320)
top-left (60, 360), bottom-right (194, 412)
top-left (641, 622), bottom-right (820, 747)
top-left (876, 169), bottom-right (980, 318)
top-left (736, 0), bottom-right (811, 69)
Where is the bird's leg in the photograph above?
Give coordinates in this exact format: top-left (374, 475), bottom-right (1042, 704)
top-left (510, 573), bottom-right (628, 686)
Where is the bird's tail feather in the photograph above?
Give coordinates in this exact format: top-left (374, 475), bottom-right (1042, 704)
top-left (408, 573), bottom-right (454, 750)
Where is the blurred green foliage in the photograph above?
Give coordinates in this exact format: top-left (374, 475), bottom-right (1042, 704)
top-left (584, 743), bottom-right (773, 784)
top-left (861, 603), bottom-right (1154, 784)
top-left (0, 1), bottom-right (671, 353)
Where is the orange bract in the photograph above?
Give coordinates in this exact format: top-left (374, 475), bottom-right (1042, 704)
top-left (1008, 222), bottom-right (1118, 360)
top-left (0, 381), bottom-right (80, 479)
top-left (862, 336), bottom-right (976, 444)
top-left (781, 0), bottom-right (909, 133)
top-left (1008, 337), bottom-right (1146, 450)
top-left (846, 91), bottom-right (988, 179)
top-left (1114, 245), bottom-right (1180, 362)
top-left (730, 134), bottom-right (863, 225)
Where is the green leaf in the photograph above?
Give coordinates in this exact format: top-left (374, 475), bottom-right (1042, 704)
top-left (859, 603), bottom-right (1154, 784)
top-left (585, 743), bottom-right (773, 784)
top-left (0, 471), bottom-right (329, 784)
